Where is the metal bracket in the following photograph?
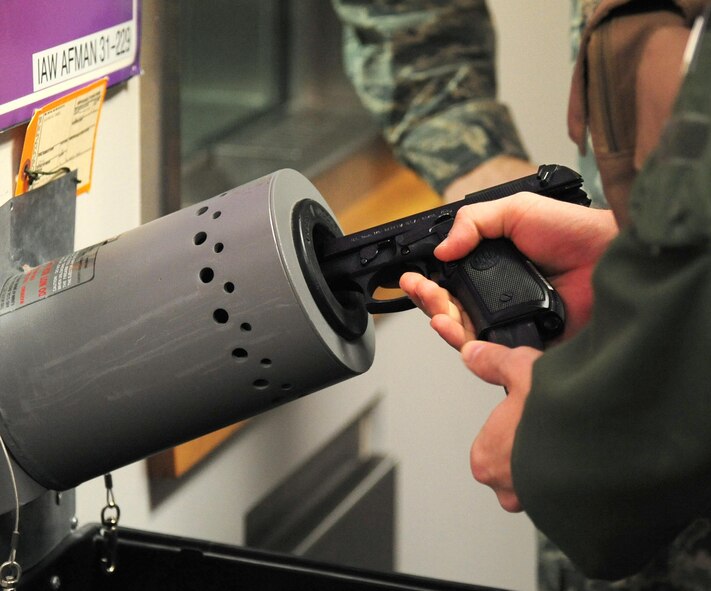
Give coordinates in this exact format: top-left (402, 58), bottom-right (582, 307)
top-left (0, 171), bottom-right (77, 284)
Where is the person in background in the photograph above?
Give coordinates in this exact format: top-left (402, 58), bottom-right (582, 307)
top-left (331, 0), bottom-right (710, 588)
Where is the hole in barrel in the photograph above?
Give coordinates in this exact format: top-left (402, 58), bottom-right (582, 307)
top-left (214, 309), bottom-right (229, 324)
top-left (232, 348), bottom-right (248, 360)
top-left (200, 268), bottom-right (214, 283)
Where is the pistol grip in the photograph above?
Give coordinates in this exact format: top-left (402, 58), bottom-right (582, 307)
top-left (442, 239), bottom-right (564, 349)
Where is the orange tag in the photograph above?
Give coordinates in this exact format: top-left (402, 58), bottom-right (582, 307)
top-left (15, 78), bottom-right (107, 196)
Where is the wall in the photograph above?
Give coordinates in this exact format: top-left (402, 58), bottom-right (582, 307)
top-left (0, 3), bottom-right (577, 590)
top-left (491, 2), bottom-right (578, 169)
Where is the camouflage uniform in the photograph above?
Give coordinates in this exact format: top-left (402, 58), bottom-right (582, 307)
top-left (330, 0), bottom-right (529, 195)
top-left (537, 519), bottom-right (711, 590)
top-left (330, 0), bottom-right (606, 204)
top-left (332, 1), bottom-right (711, 589)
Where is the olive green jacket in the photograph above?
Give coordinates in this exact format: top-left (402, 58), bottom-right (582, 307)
top-left (513, 13), bottom-right (711, 580)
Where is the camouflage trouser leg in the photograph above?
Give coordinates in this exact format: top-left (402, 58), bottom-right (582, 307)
top-left (537, 531), bottom-right (621, 591)
top-left (537, 518), bottom-right (711, 591)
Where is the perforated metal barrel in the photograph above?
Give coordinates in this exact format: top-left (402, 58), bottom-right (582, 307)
top-left (0, 170), bottom-right (374, 498)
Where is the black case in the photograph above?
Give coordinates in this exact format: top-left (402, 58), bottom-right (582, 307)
top-left (20, 524), bottom-right (507, 591)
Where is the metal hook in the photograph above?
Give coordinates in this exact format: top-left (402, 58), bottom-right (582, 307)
top-left (98, 473), bottom-right (121, 574)
top-left (0, 560), bottom-right (21, 590)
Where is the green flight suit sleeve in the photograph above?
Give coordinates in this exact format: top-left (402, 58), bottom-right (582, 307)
top-left (511, 56), bottom-right (711, 580)
top-left (330, 0), bottom-right (529, 194)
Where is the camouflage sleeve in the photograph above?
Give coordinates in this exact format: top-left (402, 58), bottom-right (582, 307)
top-left (330, 0), bottom-right (529, 194)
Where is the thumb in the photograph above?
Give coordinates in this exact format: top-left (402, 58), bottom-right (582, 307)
top-left (461, 341), bottom-right (541, 391)
top-left (434, 207), bottom-right (484, 261)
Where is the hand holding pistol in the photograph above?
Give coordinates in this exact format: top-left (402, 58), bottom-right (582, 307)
top-left (295, 165), bottom-right (590, 350)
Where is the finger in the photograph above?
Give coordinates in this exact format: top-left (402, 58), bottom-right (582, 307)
top-left (472, 458), bottom-right (523, 513)
top-left (434, 206), bottom-right (485, 261)
top-left (414, 276), bottom-right (460, 318)
top-left (399, 272), bottom-right (427, 310)
top-left (434, 192), bottom-right (606, 268)
top-left (471, 419), bottom-right (523, 513)
top-left (401, 273), bottom-right (474, 350)
top-left (400, 272), bottom-right (446, 316)
top-left (470, 393), bottom-right (526, 514)
top-left (496, 490), bottom-right (523, 513)
top-left (434, 195), bottom-right (531, 261)
top-left (471, 453), bottom-right (523, 513)
top-left (461, 341), bottom-right (541, 390)
top-left (430, 313), bottom-right (471, 350)
top-left (400, 272), bottom-right (458, 319)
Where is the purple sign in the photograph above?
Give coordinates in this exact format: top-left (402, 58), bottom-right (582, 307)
top-left (0, 0), bottom-right (141, 131)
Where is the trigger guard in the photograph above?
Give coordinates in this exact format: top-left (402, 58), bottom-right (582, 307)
top-left (366, 297), bottom-right (416, 314)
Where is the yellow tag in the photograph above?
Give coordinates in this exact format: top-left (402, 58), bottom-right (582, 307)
top-left (15, 78), bottom-right (107, 196)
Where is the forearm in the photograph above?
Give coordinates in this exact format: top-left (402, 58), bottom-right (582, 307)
top-left (331, 0), bottom-right (528, 194)
top-left (511, 18), bottom-right (711, 579)
top-left (513, 230), bottom-right (711, 579)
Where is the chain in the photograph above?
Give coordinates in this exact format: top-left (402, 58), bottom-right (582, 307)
top-left (0, 435), bottom-right (20, 591)
top-left (98, 473), bottom-right (121, 574)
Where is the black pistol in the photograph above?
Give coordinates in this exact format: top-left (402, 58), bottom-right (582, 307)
top-left (296, 164), bottom-right (590, 349)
